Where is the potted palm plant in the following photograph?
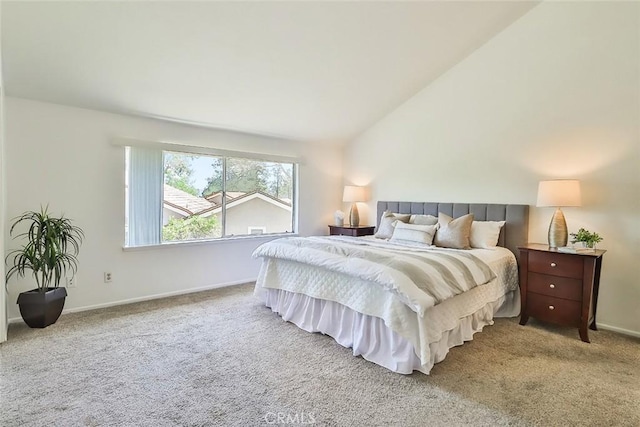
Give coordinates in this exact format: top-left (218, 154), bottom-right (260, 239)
top-left (5, 206), bottom-right (84, 328)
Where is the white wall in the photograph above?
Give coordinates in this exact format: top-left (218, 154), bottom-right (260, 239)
top-left (344, 2), bottom-right (640, 335)
top-left (5, 98), bottom-right (342, 320)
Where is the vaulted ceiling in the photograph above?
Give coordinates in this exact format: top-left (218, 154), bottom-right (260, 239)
top-left (2, 1), bottom-right (538, 144)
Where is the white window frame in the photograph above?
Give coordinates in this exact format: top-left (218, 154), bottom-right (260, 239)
top-left (119, 138), bottom-right (300, 249)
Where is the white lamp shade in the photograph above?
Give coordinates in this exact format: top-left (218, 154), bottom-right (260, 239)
top-left (536, 180), bottom-right (581, 207)
top-left (343, 185), bottom-right (368, 203)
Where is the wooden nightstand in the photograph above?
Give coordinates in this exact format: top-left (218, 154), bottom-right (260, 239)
top-left (518, 243), bottom-right (605, 343)
top-left (328, 225), bottom-right (375, 237)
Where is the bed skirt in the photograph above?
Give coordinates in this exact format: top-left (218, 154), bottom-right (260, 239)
top-left (262, 288), bottom-right (519, 374)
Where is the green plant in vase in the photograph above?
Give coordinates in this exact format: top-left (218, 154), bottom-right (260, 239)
top-left (570, 228), bottom-right (603, 249)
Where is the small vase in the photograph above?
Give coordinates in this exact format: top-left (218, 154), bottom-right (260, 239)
top-left (576, 241), bottom-right (596, 252)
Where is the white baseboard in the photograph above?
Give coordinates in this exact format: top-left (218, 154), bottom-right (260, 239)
top-left (10, 284), bottom-right (639, 340)
top-left (597, 323), bottom-right (640, 339)
top-left (8, 278), bottom-right (256, 324)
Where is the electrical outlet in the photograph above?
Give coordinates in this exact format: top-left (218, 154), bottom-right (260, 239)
top-left (104, 272), bottom-right (112, 283)
top-left (66, 276), bottom-right (77, 288)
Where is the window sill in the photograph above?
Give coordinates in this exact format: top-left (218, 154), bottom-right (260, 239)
top-left (122, 232), bottom-right (298, 252)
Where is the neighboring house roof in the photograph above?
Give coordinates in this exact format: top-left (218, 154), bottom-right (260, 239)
top-left (205, 191), bottom-right (246, 206)
top-left (163, 184), bottom-right (291, 218)
top-left (163, 184), bottom-right (213, 216)
top-left (198, 191), bottom-right (292, 217)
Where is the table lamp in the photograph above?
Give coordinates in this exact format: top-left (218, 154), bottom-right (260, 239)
top-left (537, 179), bottom-right (581, 248)
top-left (342, 185), bottom-right (367, 227)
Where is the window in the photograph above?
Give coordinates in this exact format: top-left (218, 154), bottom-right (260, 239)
top-left (125, 146), bottom-right (296, 247)
top-left (248, 227), bottom-right (266, 235)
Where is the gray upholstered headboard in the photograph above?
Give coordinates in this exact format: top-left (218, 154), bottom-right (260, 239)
top-left (377, 201), bottom-right (529, 262)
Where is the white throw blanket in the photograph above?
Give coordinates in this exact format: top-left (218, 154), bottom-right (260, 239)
top-left (253, 236), bottom-right (496, 316)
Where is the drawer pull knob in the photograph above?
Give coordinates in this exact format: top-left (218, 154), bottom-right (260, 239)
top-left (550, 262), bottom-right (557, 267)
top-left (549, 305), bottom-right (555, 310)
top-left (549, 284), bottom-right (555, 289)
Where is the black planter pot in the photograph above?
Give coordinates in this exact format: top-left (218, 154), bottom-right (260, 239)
top-left (16, 287), bottom-right (67, 328)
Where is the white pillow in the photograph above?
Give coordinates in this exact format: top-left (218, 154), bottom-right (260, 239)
top-left (470, 220), bottom-right (506, 248)
top-left (409, 214), bottom-right (438, 226)
top-left (375, 211), bottom-right (410, 239)
top-left (390, 222), bottom-right (438, 246)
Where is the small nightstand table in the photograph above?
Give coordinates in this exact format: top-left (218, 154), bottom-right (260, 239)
top-left (518, 243), bottom-right (605, 343)
top-left (328, 225), bottom-right (375, 237)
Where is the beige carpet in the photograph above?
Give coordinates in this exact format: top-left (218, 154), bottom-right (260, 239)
top-left (1, 283), bottom-right (638, 426)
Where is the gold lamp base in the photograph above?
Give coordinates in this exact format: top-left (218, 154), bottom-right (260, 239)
top-left (349, 203), bottom-right (360, 227)
top-left (548, 207), bottom-right (568, 248)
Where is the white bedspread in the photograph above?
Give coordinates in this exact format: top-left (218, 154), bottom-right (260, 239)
top-left (253, 236), bottom-right (496, 316)
top-left (254, 237), bottom-right (519, 366)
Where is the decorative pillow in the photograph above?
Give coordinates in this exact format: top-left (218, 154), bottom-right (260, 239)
top-left (433, 212), bottom-right (474, 249)
top-left (390, 222), bottom-right (438, 246)
top-left (375, 211), bottom-right (411, 239)
top-left (409, 214), bottom-right (438, 226)
top-left (470, 220), bottom-right (506, 249)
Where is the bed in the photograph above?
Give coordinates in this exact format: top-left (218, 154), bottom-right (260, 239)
top-left (254, 201), bottom-right (529, 374)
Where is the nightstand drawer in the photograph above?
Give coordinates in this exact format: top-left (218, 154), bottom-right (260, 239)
top-left (528, 272), bottom-right (582, 301)
top-left (528, 251), bottom-right (583, 279)
top-left (527, 293), bottom-right (581, 327)
top-left (341, 228), bottom-right (357, 237)
top-left (328, 225), bottom-right (375, 237)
